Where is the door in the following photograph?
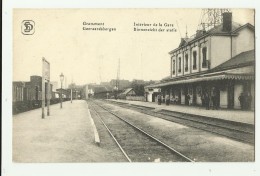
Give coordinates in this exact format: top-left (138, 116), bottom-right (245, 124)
top-left (152, 93), bottom-right (158, 102)
top-left (227, 82), bottom-right (234, 109)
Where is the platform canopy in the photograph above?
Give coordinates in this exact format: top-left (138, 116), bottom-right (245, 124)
top-left (146, 65), bottom-right (254, 88)
top-left (146, 74), bottom-right (253, 88)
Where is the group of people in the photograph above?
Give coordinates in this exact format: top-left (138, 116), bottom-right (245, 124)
top-left (201, 92), bottom-right (218, 110)
top-left (157, 94), bottom-right (170, 106)
top-left (238, 92), bottom-right (252, 110)
top-left (200, 87), bottom-right (219, 110)
top-left (156, 89), bottom-right (252, 111)
top-left (157, 91), bottom-right (218, 109)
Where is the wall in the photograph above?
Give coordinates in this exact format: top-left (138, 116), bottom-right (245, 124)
top-left (126, 96), bottom-right (145, 101)
top-left (181, 88), bottom-right (185, 104)
top-left (147, 93), bottom-right (153, 102)
top-left (220, 89), bottom-right (228, 108)
top-left (232, 27), bottom-right (254, 56)
top-left (210, 36), bottom-right (231, 68)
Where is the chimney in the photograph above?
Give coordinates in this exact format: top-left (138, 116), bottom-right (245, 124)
top-left (196, 30), bottom-right (206, 37)
top-left (222, 12), bottom-right (232, 32)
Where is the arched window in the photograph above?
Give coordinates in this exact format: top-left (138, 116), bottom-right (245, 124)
top-left (178, 57), bottom-right (181, 73)
top-left (185, 54), bottom-right (188, 72)
top-left (202, 47), bottom-right (207, 68)
top-left (193, 51), bottom-right (197, 70)
top-left (172, 59), bottom-right (176, 74)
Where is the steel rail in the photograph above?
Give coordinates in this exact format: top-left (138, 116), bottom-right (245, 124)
top-left (157, 111), bottom-right (253, 134)
top-left (91, 100), bottom-right (194, 162)
top-left (89, 103), bottom-right (132, 162)
top-left (107, 101), bottom-right (254, 144)
top-left (111, 101), bottom-right (253, 134)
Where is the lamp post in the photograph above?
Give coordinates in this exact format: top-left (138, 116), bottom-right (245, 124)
top-left (60, 73), bottom-right (64, 108)
top-left (114, 86), bottom-right (118, 100)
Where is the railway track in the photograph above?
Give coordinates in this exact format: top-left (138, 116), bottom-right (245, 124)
top-left (88, 100), bottom-right (194, 162)
top-left (104, 100), bottom-right (254, 144)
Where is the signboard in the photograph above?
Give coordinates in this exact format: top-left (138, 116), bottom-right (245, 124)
top-left (43, 58), bottom-right (50, 81)
top-left (42, 57), bottom-right (51, 118)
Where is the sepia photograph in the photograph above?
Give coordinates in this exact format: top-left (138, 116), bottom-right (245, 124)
top-left (12, 8), bottom-right (255, 163)
top-left (2, 1), bottom-right (259, 176)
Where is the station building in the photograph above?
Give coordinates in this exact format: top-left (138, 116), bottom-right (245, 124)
top-left (145, 13), bottom-right (255, 110)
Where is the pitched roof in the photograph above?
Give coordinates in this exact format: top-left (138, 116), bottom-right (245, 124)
top-left (206, 22), bottom-right (242, 35)
top-left (169, 22), bottom-right (254, 54)
top-left (120, 88), bottom-right (134, 95)
top-left (213, 50), bottom-right (255, 71)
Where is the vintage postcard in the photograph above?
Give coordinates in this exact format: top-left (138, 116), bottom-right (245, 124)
top-left (2, 2), bottom-right (259, 176)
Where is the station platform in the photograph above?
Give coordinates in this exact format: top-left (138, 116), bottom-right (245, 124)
top-left (12, 100), bottom-right (124, 162)
top-left (107, 99), bottom-right (255, 125)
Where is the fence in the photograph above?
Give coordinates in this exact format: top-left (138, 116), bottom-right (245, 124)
top-left (126, 96), bottom-right (145, 101)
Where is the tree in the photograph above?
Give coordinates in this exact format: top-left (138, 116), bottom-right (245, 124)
top-left (131, 80), bottom-right (145, 96)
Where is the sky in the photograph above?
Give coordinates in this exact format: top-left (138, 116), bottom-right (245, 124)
top-left (13, 9), bottom-right (254, 87)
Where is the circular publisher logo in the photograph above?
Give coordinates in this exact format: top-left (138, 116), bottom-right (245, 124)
top-left (21, 20), bottom-right (35, 35)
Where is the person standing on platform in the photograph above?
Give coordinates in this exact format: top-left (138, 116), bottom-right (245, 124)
top-left (205, 92), bottom-right (210, 110)
top-left (247, 92), bottom-right (252, 110)
top-left (201, 93), bottom-right (205, 107)
top-left (186, 93), bottom-right (191, 106)
top-left (165, 94), bottom-right (170, 106)
top-left (238, 93), bottom-right (245, 110)
top-left (157, 94), bottom-right (162, 105)
top-left (161, 95), bottom-right (165, 103)
top-left (211, 87), bottom-right (217, 110)
top-left (175, 96), bottom-right (179, 104)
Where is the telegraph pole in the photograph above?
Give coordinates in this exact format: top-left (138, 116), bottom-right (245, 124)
top-left (198, 9), bottom-right (230, 31)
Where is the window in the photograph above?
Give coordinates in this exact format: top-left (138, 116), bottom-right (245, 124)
top-left (35, 86), bottom-right (39, 100)
top-left (185, 54), bottom-right (188, 72)
top-left (178, 57), bottom-right (181, 73)
top-left (202, 47), bottom-right (207, 68)
top-left (172, 59), bottom-right (175, 74)
top-left (193, 51), bottom-right (197, 70)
